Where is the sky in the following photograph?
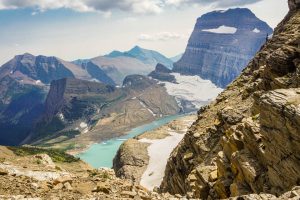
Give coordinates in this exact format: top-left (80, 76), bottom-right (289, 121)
top-left (0, 0), bottom-right (289, 65)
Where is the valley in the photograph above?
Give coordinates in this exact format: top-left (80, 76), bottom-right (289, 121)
top-left (0, 1), bottom-right (299, 199)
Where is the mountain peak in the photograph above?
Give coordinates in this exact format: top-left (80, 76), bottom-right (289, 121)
top-left (128, 45), bottom-right (145, 53)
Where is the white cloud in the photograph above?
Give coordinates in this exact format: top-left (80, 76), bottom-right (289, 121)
top-left (0, 0), bottom-right (163, 14)
top-left (0, 0), bottom-right (263, 15)
top-left (138, 32), bottom-right (187, 41)
top-left (165, 0), bottom-right (262, 7)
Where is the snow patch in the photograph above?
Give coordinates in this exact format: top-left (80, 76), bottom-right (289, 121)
top-left (58, 113), bottom-right (65, 121)
top-left (160, 73), bottom-right (223, 109)
top-left (147, 108), bottom-right (156, 117)
top-left (252, 28), bottom-right (261, 33)
top-left (35, 80), bottom-right (41, 84)
top-left (202, 25), bottom-right (237, 34)
top-left (139, 101), bottom-right (156, 116)
top-left (80, 122), bottom-right (88, 128)
top-left (139, 131), bottom-right (185, 190)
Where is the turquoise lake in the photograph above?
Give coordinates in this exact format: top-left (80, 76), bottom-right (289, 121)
top-left (77, 115), bottom-right (183, 168)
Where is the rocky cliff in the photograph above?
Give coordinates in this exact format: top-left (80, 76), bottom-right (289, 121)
top-left (161, 2), bottom-right (300, 199)
top-left (0, 76), bottom-right (47, 145)
top-left (27, 76), bottom-right (180, 151)
top-left (173, 8), bottom-right (273, 88)
top-left (148, 63), bottom-right (176, 83)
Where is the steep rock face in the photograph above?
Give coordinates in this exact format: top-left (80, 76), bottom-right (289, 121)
top-left (0, 76), bottom-right (46, 145)
top-left (148, 64), bottom-right (176, 83)
top-left (27, 76), bottom-right (180, 151)
top-left (161, 4), bottom-right (299, 199)
top-left (173, 8), bottom-right (273, 88)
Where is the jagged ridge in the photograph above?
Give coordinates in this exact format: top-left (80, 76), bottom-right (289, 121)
top-left (161, 2), bottom-right (300, 199)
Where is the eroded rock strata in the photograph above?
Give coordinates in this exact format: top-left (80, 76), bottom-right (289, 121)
top-left (173, 8), bottom-right (273, 88)
top-left (161, 2), bottom-right (300, 199)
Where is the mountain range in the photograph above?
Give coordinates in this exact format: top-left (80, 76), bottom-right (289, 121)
top-left (0, 47), bottom-right (177, 147)
top-left (0, 8), bottom-right (273, 152)
top-left (74, 46), bottom-right (174, 84)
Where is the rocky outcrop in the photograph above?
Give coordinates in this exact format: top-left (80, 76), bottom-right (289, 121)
top-left (173, 8), bottom-right (273, 88)
top-left (113, 139), bottom-right (150, 183)
top-left (289, 0), bottom-right (300, 10)
top-left (148, 63), bottom-right (176, 83)
top-left (113, 115), bottom-right (196, 186)
top-left (161, 4), bottom-right (300, 199)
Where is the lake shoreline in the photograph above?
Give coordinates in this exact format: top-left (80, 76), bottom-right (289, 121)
top-left (75, 114), bottom-right (191, 168)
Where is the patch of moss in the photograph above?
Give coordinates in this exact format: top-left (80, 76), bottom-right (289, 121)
top-left (8, 146), bottom-right (80, 163)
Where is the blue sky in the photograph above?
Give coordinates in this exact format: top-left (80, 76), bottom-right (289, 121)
top-left (0, 0), bottom-right (288, 65)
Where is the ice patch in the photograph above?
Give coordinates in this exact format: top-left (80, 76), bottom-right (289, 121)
top-left (252, 28), bottom-right (261, 33)
top-left (160, 73), bottom-right (223, 109)
top-left (35, 80), bottom-right (41, 84)
top-left (202, 25), bottom-right (237, 34)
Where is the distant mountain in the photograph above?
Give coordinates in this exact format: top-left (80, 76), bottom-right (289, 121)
top-left (169, 54), bottom-right (183, 62)
top-left (173, 8), bottom-right (273, 88)
top-left (89, 56), bottom-right (154, 85)
top-left (25, 76), bottom-right (180, 149)
top-left (107, 46), bottom-right (173, 69)
top-left (148, 63), bottom-right (176, 83)
top-left (0, 53), bottom-right (116, 146)
top-left (0, 53), bottom-right (113, 85)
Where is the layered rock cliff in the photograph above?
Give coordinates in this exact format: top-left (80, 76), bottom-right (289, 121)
top-left (173, 8), bottom-right (273, 88)
top-left (161, 2), bottom-right (300, 199)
